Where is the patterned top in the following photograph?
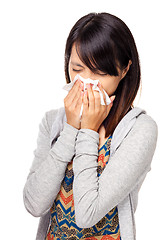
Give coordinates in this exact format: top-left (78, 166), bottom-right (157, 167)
top-left (46, 135), bottom-right (121, 240)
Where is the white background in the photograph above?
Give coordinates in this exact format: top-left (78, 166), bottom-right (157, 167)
top-left (0, 0), bottom-right (165, 239)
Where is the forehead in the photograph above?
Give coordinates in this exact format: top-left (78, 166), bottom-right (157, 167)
top-left (70, 44), bottom-right (81, 61)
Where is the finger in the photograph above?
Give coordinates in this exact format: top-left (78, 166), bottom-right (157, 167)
top-left (106, 95), bottom-right (116, 114)
top-left (65, 80), bottom-right (82, 105)
top-left (87, 84), bottom-right (95, 111)
top-left (97, 82), bottom-right (106, 105)
top-left (76, 90), bottom-right (84, 108)
top-left (107, 101), bottom-right (113, 112)
top-left (72, 84), bottom-right (84, 108)
top-left (93, 90), bottom-right (101, 110)
top-left (110, 95), bottom-right (116, 102)
top-left (67, 80), bottom-right (81, 99)
top-left (83, 89), bottom-right (88, 113)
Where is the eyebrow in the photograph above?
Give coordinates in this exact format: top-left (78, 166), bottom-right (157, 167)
top-left (70, 61), bottom-right (84, 68)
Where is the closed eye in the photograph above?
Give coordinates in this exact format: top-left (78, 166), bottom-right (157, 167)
top-left (72, 69), bottom-right (82, 72)
top-left (95, 71), bottom-right (108, 76)
top-left (93, 69), bottom-right (108, 76)
top-left (97, 73), bottom-right (108, 76)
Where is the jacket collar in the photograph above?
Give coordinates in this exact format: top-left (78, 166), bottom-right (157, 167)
top-left (110, 107), bottom-right (146, 155)
top-left (50, 107), bottom-right (67, 146)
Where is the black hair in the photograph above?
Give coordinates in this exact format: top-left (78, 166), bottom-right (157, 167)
top-left (65, 12), bottom-right (141, 136)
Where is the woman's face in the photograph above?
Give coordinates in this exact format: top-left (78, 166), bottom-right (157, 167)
top-left (68, 44), bottom-right (128, 97)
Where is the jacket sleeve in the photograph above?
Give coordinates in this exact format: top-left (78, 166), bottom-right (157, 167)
top-left (73, 114), bottom-right (158, 228)
top-left (23, 111), bottom-right (78, 217)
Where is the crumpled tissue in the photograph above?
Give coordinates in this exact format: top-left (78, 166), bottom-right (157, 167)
top-left (62, 74), bottom-right (111, 118)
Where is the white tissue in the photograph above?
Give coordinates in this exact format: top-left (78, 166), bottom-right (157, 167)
top-left (62, 74), bottom-right (111, 118)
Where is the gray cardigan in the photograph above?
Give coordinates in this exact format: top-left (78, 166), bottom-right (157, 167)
top-left (23, 107), bottom-right (158, 240)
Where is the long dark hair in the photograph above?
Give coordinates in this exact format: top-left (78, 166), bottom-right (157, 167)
top-left (64, 12), bottom-right (141, 137)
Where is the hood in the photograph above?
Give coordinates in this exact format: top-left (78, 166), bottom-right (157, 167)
top-left (110, 107), bottom-right (146, 156)
top-left (50, 107), bottom-right (67, 146)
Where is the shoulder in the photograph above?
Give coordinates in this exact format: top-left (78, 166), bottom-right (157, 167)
top-left (111, 108), bottom-right (158, 156)
top-left (134, 112), bottom-right (158, 140)
top-left (127, 111), bottom-right (158, 156)
top-left (117, 110), bottom-right (158, 167)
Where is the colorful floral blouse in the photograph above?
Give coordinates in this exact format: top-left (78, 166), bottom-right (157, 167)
top-left (46, 135), bottom-right (121, 240)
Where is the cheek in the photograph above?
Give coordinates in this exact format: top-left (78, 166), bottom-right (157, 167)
top-left (68, 67), bottom-right (77, 82)
top-left (101, 77), bottom-right (121, 96)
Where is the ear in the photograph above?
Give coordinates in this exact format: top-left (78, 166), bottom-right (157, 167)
top-left (121, 60), bottom-right (132, 80)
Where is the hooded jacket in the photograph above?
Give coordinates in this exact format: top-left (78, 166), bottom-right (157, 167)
top-left (23, 106), bottom-right (158, 240)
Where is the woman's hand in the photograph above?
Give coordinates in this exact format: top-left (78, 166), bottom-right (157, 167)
top-left (64, 79), bottom-right (84, 130)
top-left (81, 83), bottom-right (115, 132)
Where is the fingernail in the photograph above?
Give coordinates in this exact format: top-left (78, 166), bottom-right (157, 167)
top-left (110, 95), bottom-right (116, 102)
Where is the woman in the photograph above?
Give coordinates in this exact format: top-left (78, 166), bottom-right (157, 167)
top-left (23, 12), bottom-right (158, 240)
